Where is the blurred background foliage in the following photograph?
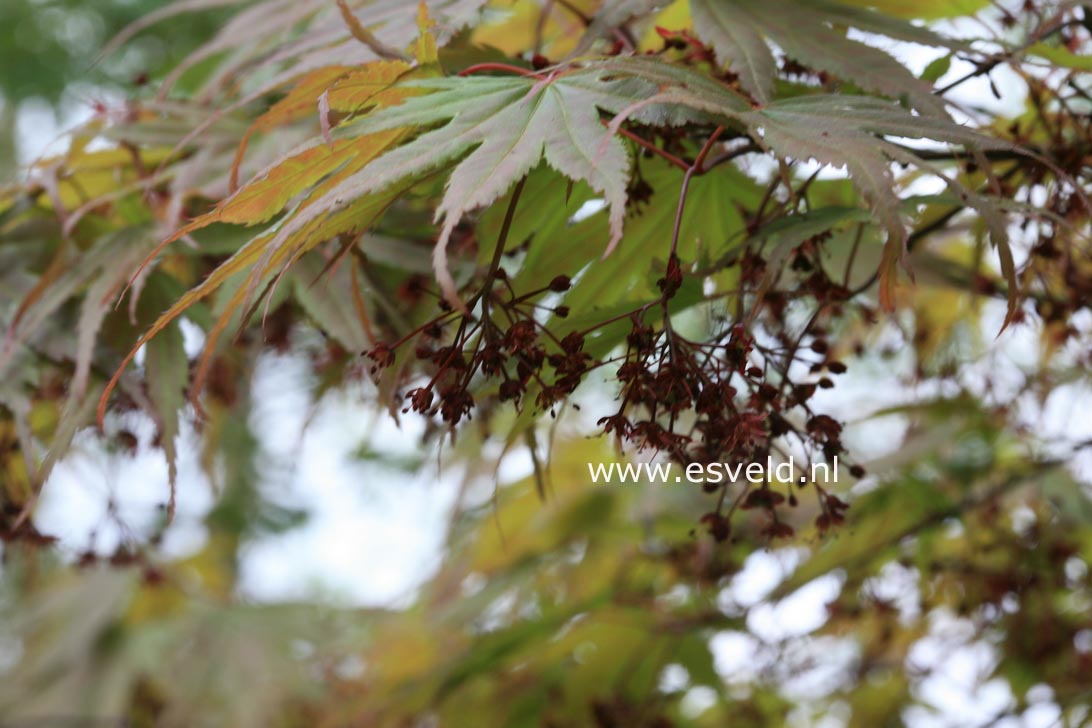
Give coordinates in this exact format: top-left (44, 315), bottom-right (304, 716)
top-left (1, 0), bottom-right (1091, 727)
top-left (0, 0), bottom-right (225, 173)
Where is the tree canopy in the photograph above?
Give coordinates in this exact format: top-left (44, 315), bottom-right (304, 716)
top-left (1, 0), bottom-right (1092, 725)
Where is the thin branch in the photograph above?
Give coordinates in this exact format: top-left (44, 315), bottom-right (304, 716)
top-left (843, 222), bottom-right (865, 288)
top-left (935, 10), bottom-right (1079, 96)
top-left (479, 177), bottom-right (528, 324)
top-left (670, 127), bottom-right (725, 258)
top-left (608, 122), bottom-right (690, 171)
top-left (458, 63), bottom-right (546, 79)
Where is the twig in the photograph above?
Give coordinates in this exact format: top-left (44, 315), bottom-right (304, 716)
top-left (669, 126), bottom-right (725, 257)
top-left (480, 178), bottom-right (528, 324)
top-left (609, 122), bottom-right (690, 171)
top-left (458, 63), bottom-right (546, 79)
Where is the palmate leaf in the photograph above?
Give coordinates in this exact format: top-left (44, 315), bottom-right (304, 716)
top-left (746, 95), bottom-right (1016, 308)
top-left (229, 55), bottom-right (430, 188)
top-left (295, 68), bottom-right (694, 307)
top-left (92, 37), bottom-right (446, 423)
top-left (689, 0), bottom-right (957, 111)
top-left (94, 57), bottom-right (718, 421)
top-left (96, 144), bottom-right (414, 424)
top-left (589, 61), bottom-right (1014, 306)
top-left (292, 59), bottom-right (728, 306)
top-left (96, 157), bottom-right (414, 425)
top-left (98, 51), bottom-right (1013, 421)
top-left (575, 0), bottom-right (958, 99)
top-left (223, 60), bottom-right (1012, 320)
top-left (111, 0), bottom-right (487, 103)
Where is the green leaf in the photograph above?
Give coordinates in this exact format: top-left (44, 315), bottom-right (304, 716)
top-left (689, 0), bottom-right (954, 113)
top-left (559, 158), bottom-right (758, 317)
top-left (750, 206), bottom-right (875, 300)
top-left (689, 0), bottom-right (777, 104)
top-left (142, 298), bottom-right (188, 504)
top-left (290, 253), bottom-right (373, 352)
top-left (323, 70), bottom-right (664, 304)
top-left (744, 94), bottom-right (1015, 307)
top-left (921, 54), bottom-right (952, 82)
top-left (1026, 41), bottom-right (1092, 71)
top-left (837, 0), bottom-right (989, 18)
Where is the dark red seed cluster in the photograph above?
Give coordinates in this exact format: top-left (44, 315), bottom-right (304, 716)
top-left (366, 275), bottom-right (595, 425)
top-left (364, 229), bottom-right (873, 543)
top-left (589, 241), bottom-right (872, 541)
top-left (599, 317), bottom-right (765, 463)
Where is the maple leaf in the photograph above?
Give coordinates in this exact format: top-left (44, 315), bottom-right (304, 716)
top-left (742, 95), bottom-right (1016, 307)
top-left (572, 0), bottom-right (665, 57)
top-left (97, 49), bottom-right (1019, 425)
top-left (95, 99), bottom-right (423, 424)
top-left (95, 7), bottom-right (455, 424)
top-left (689, 0), bottom-right (957, 112)
top-left (270, 58), bottom-right (1012, 314)
top-left (285, 68), bottom-right (686, 308)
top-left (592, 63), bottom-right (1015, 309)
top-left (105, 0), bottom-right (486, 100)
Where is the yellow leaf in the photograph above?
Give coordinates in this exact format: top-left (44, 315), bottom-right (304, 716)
top-left (99, 129), bottom-right (413, 424)
top-left (252, 66), bottom-right (355, 133)
top-left (33, 147), bottom-right (174, 211)
top-left (327, 61), bottom-right (415, 113)
top-left (637, 0), bottom-right (692, 50)
top-left (414, 1), bottom-right (439, 66)
top-left (472, 0), bottom-right (594, 57)
top-left (231, 60), bottom-right (418, 188)
top-left (220, 132), bottom-right (401, 225)
top-left (0, 419), bottom-right (32, 504)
